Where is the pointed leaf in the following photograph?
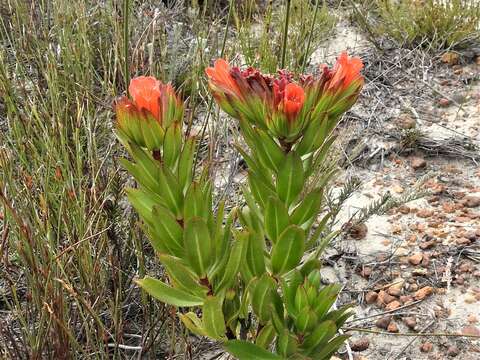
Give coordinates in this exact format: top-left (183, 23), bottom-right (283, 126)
top-left (136, 276), bottom-right (203, 306)
top-left (163, 123), bottom-right (182, 169)
top-left (246, 231), bottom-right (266, 277)
top-left (178, 137), bottom-right (196, 192)
top-left (159, 254), bottom-right (208, 298)
top-left (264, 196), bottom-right (290, 244)
top-left (224, 340), bottom-right (283, 360)
top-left (203, 296), bottom-right (227, 340)
top-left (302, 320), bottom-right (337, 353)
top-left (184, 217), bottom-right (213, 277)
top-left (276, 152), bottom-right (304, 207)
top-left (290, 188), bottom-right (323, 226)
top-left (179, 312), bottom-right (208, 337)
top-left (271, 225), bottom-right (305, 275)
top-left (215, 233), bottom-right (247, 293)
top-left (252, 274), bottom-right (276, 324)
top-left (150, 205), bottom-right (184, 256)
top-left (256, 323), bottom-right (276, 349)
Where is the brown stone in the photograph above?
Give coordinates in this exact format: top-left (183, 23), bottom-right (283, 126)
top-left (438, 98), bottom-right (451, 107)
top-left (414, 286), bottom-right (434, 300)
top-left (387, 322), bottom-right (399, 333)
top-left (464, 196), bottom-right (480, 208)
top-left (468, 314), bottom-right (478, 323)
top-left (461, 325), bottom-right (480, 336)
top-left (397, 205), bottom-right (411, 214)
top-left (409, 253), bottom-right (423, 265)
top-left (441, 52), bottom-right (459, 65)
top-left (456, 237), bottom-right (471, 246)
top-left (349, 223), bottom-right (368, 240)
top-left (417, 209), bottom-right (434, 218)
top-left (365, 291), bottom-right (378, 304)
top-left (397, 114), bottom-right (416, 129)
top-left (411, 157), bottom-right (427, 170)
top-left (377, 290), bottom-right (396, 306)
top-left (350, 337), bottom-right (370, 352)
top-left (375, 316), bottom-right (391, 329)
top-left (361, 266), bottom-right (372, 278)
top-left (419, 240), bottom-right (436, 250)
top-left (387, 279), bottom-right (405, 296)
top-left (420, 342), bottom-right (433, 352)
top-left (385, 300), bottom-right (402, 311)
top-left (400, 295), bottom-right (414, 304)
top-left (403, 316), bottom-right (417, 329)
top-left (447, 345), bottom-right (459, 357)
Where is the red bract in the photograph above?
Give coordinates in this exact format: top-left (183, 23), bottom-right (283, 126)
top-left (206, 52), bottom-right (363, 143)
top-left (326, 52), bottom-right (364, 92)
top-left (115, 76), bottom-right (183, 150)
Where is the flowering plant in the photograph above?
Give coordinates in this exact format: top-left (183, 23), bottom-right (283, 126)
top-left (116, 52), bottom-right (363, 359)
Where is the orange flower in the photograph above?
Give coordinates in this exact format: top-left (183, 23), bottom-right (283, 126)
top-left (115, 76), bottom-right (183, 150)
top-left (129, 76), bottom-right (163, 120)
top-left (205, 53), bottom-right (363, 143)
top-left (205, 59), bottom-right (242, 98)
top-left (283, 83), bottom-right (305, 120)
top-left (327, 52), bottom-right (364, 91)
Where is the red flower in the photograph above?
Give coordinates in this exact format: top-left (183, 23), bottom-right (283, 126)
top-left (115, 76), bottom-right (183, 150)
top-left (205, 53), bottom-right (363, 143)
top-left (327, 52), bottom-right (364, 91)
top-left (205, 59), bottom-right (242, 98)
top-left (282, 83), bottom-right (305, 120)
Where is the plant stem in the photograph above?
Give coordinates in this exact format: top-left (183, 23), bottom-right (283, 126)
top-left (281, 0), bottom-right (291, 69)
top-left (123, 0), bottom-right (130, 86)
top-left (301, 0), bottom-right (321, 73)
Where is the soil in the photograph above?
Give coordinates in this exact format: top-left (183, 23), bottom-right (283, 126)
top-left (311, 19), bottom-right (480, 360)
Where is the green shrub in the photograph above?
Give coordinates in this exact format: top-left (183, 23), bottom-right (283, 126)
top-left (354, 0), bottom-right (480, 49)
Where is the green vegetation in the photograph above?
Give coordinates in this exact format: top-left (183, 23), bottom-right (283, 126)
top-left (354, 0), bottom-right (480, 50)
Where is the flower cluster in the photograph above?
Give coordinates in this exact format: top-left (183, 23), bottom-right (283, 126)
top-left (206, 52), bottom-right (363, 143)
top-left (115, 76), bottom-right (183, 150)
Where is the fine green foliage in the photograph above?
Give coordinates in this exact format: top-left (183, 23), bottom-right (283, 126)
top-left (354, 0), bottom-right (480, 49)
top-left (234, 0), bottom-right (337, 73)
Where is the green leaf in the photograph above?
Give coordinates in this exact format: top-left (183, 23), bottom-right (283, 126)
top-left (184, 217), bottom-right (213, 277)
top-left (157, 166), bottom-right (184, 217)
top-left (276, 330), bottom-right (298, 358)
top-left (264, 196), bottom-right (290, 244)
top-left (179, 312), bottom-right (208, 337)
top-left (290, 188), bottom-right (323, 226)
top-left (313, 285), bottom-right (341, 320)
top-left (163, 123), bottom-right (182, 169)
top-left (252, 274), bottom-right (276, 324)
top-left (150, 205), bottom-right (184, 257)
top-left (235, 144), bottom-right (272, 185)
top-left (178, 137), bottom-right (196, 192)
top-left (125, 187), bottom-right (163, 226)
top-left (248, 172), bottom-right (276, 210)
top-left (246, 231), bottom-right (266, 277)
top-left (224, 340), bottom-right (283, 360)
top-left (311, 335), bottom-right (350, 360)
top-left (302, 320), bottom-right (337, 354)
top-left (184, 182), bottom-right (207, 222)
top-left (281, 270), bottom-right (303, 317)
top-left (271, 225), bottom-right (305, 275)
top-left (128, 142), bottom-right (160, 180)
top-left (276, 152), bottom-right (304, 207)
top-left (255, 129), bottom-right (285, 173)
top-left (159, 254), bottom-right (208, 298)
top-left (120, 159), bottom-right (159, 195)
top-left (136, 276), bottom-right (204, 307)
top-left (203, 296), bottom-right (227, 340)
top-left (215, 233), bottom-right (247, 293)
top-left (255, 323), bottom-right (276, 349)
